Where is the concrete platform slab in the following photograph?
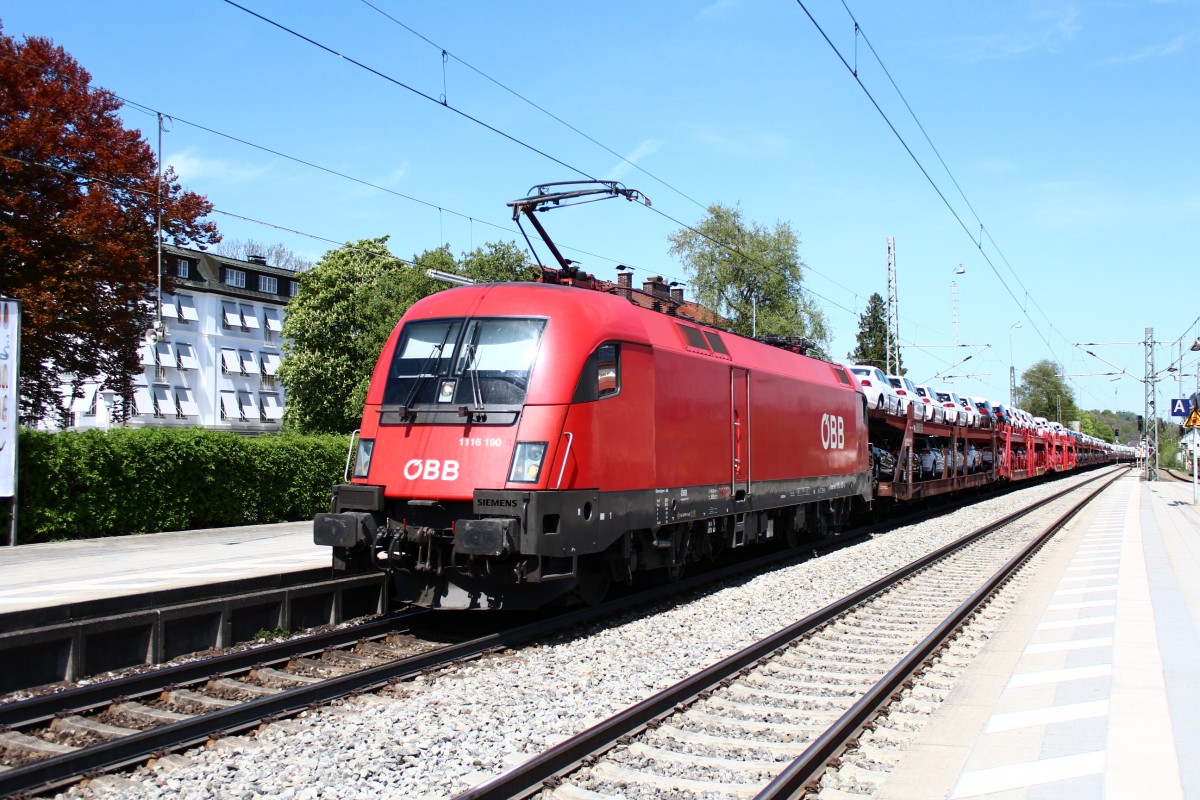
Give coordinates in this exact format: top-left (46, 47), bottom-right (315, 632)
top-left (880, 474), bottom-right (1200, 799)
top-left (0, 521), bottom-right (324, 617)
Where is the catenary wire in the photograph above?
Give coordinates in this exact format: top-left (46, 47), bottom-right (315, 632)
top-left (836, 1), bottom-right (1065, 361)
top-left (790, 0), bottom-right (1093, 401)
top-left (219, 0), bottom-right (596, 182)
top-left (355, 0), bottom-right (709, 212)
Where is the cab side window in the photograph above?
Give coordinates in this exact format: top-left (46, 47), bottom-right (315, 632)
top-left (572, 343), bottom-right (621, 402)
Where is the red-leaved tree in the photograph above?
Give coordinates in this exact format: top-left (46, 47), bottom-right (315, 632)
top-left (0, 24), bottom-right (220, 424)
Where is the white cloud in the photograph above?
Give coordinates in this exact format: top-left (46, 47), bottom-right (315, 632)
top-left (1105, 32), bottom-right (1191, 64)
top-left (389, 161), bottom-right (410, 182)
top-left (956, 4), bottom-right (1083, 61)
top-left (689, 124), bottom-right (790, 157)
top-left (165, 149), bottom-right (270, 183)
top-left (606, 139), bottom-right (665, 181)
top-left (697, 0), bottom-right (746, 20)
top-left (1028, 180), bottom-right (1200, 229)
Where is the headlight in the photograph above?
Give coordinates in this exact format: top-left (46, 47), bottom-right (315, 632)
top-left (353, 439), bottom-right (374, 479)
top-left (508, 441), bottom-right (547, 484)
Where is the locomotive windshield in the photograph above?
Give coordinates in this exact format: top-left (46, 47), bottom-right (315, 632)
top-left (382, 317), bottom-right (547, 407)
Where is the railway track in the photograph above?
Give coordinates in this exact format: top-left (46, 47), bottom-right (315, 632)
top-left (0, 467), bottom-right (1121, 798)
top-left (454, 467), bottom-right (1127, 800)
top-left (0, 520), bottom-right (876, 798)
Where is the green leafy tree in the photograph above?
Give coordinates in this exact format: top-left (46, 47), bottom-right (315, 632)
top-left (1016, 360), bottom-right (1080, 423)
top-left (667, 203), bottom-right (828, 346)
top-left (460, 240), bottom-right (538, 282)
top-left (847, 292), bottom-right (894, 371)
top-left (278, 237), bottom-right (406, 434)
top-left (279, 238), bottom-right (534, 433)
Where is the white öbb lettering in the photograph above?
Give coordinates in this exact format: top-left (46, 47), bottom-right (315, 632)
top-left (820, 414), bottom-right (845, 450)
top-left (403, 459), bottom-right (460, 481)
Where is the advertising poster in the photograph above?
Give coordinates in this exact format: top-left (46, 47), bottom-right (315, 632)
top-left (0, 299), bottom-right (19, 499)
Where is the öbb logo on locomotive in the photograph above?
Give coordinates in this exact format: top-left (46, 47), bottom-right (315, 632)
top-left (402, 459), bottom-right (461, 481)
top-left (820, 413), bottom-right (846, 450)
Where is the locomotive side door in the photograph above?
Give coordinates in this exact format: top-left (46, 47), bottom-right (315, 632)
top-left (731, 367), bottom-right (750, 504)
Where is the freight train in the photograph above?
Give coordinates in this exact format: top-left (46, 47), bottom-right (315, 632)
top-left (313, 182), bottom-right (1124, 610)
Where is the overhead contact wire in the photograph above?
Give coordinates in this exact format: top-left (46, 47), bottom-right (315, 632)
top-left (356, 0), bottom-right (708, 212)
top-left (218, 0), bottom-right (596, 182)
top-left (792, 0), bottom-right (1073, 387)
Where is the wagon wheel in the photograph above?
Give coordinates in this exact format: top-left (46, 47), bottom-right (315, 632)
top-left (784, 516), bottom-right (805, 549)
top-left (574, 556), bottom-right (611, 606)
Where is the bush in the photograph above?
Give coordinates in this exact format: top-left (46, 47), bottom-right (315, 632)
top-left (11, 428), bottom-right (349, 544)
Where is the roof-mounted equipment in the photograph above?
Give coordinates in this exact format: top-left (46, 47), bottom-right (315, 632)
top-left (507, 181), bottom-right (650, 279)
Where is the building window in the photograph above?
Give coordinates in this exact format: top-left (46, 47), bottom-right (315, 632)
top-left (261, 393), bottom-right (283, 422)
top-left (239, 304), bottom-right (260, 331)
top-left (237, 391), bottom-right (254, 421)
top-left (176, 342), bottom-right (199, 370)
top-left (263, 308), bottom-right (282, 342)
top-left (259, 275), bottom-right (278, 294)
top-left (289, 280), bottom-right (299, 297)
top-left (176, 258), bottom-right (190, 279)
top-left (133, 386), bottom-right (153, 416)
top-left (220, 348), bottom-right (239, 375)
top-left (224, 267), bottom-right (246, 288)
top-left (72, 385), bottom-right (99, 418)
top-left (219, 391), bottom-right (237, 421)
top-left (238, 350), bottom-right (258, 376)
top-left (221, 301), bottom-right (240, 329)
top-left (154, 342), bottom-right (177, 369)
top-left (177, 295), bottom-right (198, 324)
top-left (152, 386), bottom-right (171, 419)
top-left (176, 387), bottom-right (199, 418)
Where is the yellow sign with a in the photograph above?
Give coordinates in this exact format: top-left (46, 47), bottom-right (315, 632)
top-left (1185, 409), bottom-right (1200, 429)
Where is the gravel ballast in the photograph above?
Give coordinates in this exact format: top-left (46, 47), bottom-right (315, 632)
top-left (58, 470), bottom-right (1119, 800)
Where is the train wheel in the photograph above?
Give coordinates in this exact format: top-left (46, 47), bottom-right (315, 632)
top-left (575, 557), bottom-right (611, 606)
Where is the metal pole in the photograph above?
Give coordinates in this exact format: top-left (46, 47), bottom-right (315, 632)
top-left (1145, 327), bottom-right (1156, 481)
top-left (156, 113), bottom-right (164, 341)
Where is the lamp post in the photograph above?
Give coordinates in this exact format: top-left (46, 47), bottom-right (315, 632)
top-left (99, 389), bottom-right (117, 432)
top-left (949, 264), bottom-right (965, 384)
top-left (1009, 321), bottom-right (1022, 405)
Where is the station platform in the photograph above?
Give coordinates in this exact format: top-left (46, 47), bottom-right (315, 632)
top-left (0, 521), bottom-right (324, 618)
top-left (883, 472), bottom-right (1200, 799)
top-left (0, 522), bottom-right (388, 692)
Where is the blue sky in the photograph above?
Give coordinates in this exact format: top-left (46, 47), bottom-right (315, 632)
top-left (4, 0), bottom-right (1198, 421)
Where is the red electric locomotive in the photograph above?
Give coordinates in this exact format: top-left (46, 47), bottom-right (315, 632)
top-left (313, 183), bottom-right (871, 609)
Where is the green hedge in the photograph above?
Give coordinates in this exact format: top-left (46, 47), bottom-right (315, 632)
top-left (11, 428), bottom-right (349, 544)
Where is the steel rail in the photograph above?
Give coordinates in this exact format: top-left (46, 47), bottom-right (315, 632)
top-left (453, 466), bottom-right (1127, 800)
top-left (0, 520), bottom-right (886, 799)
top-left (754, 466), bottom-right (1127, 798)
top-left (0, 610), bottom-right (429, 730)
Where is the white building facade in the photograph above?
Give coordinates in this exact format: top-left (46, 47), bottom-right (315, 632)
top-left (62, 246), bottom-right (298, 432)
